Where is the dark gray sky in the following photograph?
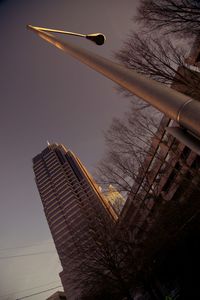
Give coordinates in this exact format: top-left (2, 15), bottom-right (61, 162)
top-left (0, 1), bottom-right (139, 299)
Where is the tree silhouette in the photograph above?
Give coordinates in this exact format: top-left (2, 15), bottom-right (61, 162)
top-left (136, 0), bottom-right (200, 38)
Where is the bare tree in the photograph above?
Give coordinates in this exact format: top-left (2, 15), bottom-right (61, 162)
top-left (67, 171), bottom-right (200, 299)
top-left (59, 108), bottom-right (200, 299)
top-left (58, 198), bottom-right (141, 299)
top-left (95, 101), bottom-right (200, 224)
top-left (76, 218), bottom-right (145, 300)
top-left (89, 5), bottom-right (200, 295)
top-left (115, 33), bottom-right (200, 104)
top-left (95, 104), bottom-right (162, 194)
top-left (116, 33), bottom-right (185, 84)
top-left (60, 210), bottom-right (143, 299)
top-left (136, 0), bottom-right (200, 38)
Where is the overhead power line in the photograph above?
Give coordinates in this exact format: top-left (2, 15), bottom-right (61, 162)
top-left (0, 241), bottom-right (54, 252)
top-left (0, 250), bottom-right (56, 260)
top-left (16, 286), bottom-right (62, 300)
top-left (0, 281), bottom-right (61, 299)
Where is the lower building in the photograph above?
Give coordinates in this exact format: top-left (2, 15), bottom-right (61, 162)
top-left (104, 184), bottom-right (126, 215)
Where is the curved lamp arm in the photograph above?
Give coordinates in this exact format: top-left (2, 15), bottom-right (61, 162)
top-left (27, 25), bottom-right (106, 45)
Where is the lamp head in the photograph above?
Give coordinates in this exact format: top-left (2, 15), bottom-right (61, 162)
top-left (86, 33), bottom-right (106, 45)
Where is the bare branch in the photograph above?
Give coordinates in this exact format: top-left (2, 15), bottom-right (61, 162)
top-left (136, 0), bottom-right (200, 38)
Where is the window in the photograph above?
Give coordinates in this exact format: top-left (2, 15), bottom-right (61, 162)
top-left (180, 146), bottom-right (191, 161)
top-left (162, 162), bottom-right (181, 192)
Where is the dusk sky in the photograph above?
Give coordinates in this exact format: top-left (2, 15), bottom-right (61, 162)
top-left (0, 1), bottom-right (139, 299)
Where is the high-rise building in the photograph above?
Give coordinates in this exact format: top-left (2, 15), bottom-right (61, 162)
top-left (33, 143), bottom-right (116, 299)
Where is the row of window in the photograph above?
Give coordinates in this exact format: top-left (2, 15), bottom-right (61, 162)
top-left (48, 207), bottom-right (63, 223)
top-left (44, 152), bottom-right (57, 163)
top-left (58, 186), bottom-right (74, 199)
top-left (44, 196), bottom-right (57, 211)
top-left (41, 187), bottom-right (56, 200)
top-left (45, 200), bottom-right (60, 216)
top-left (33, 160), bottom-right (44, 173)
top-left (69, 213), bottom-right (87, 229)
top-left (45, 159), bottom-right (59, 171)
top-left (34, 151), bottom-right (55, 168)
top-left (37, 173), bottom-right (50, 186)
top-left (59, 189), bottom-right (75, 201)
top-left (52, 217), bottom-right (66, 230)
top-left (50, 168), bottom-right (65, 182)
top-left (51, 214), bottom-right (66, 228)
top-left (35, 167), bottom-right (48, 180)
top-left (49, 164), bottom-right (62, 176)
top-left (66, 209), bottom-right (82, 224)
top-left (54, 228), bottom-right (68, 243)
top-left (55, 179), bottom-right (68, 191)
top-left (56, 183), bottom-right (72, 196)
top-left (62, 200), bottom-right (79, 215)
top-left (43, 190), bottom-right (55, 202)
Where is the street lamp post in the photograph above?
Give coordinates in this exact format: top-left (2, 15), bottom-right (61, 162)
top-left (27, 25), bottom-right (106, 45)
top-left (27, 25), bottom-right (200, 141)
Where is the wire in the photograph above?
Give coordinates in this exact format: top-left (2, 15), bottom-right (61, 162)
top-left (0, 250), bottom-right (56, 259)
top-left (0, 241), bottom-right (54, 252)
top-left (16, 286), bottom-right (62, 300)
top-left (0, 281), bottom-right (61, 298)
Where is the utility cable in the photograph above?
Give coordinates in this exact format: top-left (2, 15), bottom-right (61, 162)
top-left (0, 250), bottom-right (56, 259)
top-left (0, 241), bottom-right (54, 252)
top-left (0, 281), bottom-right (61, 299)
top-left (16, 286), bottom-right (62, 300)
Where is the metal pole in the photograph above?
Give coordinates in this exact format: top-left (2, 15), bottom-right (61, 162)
top-left (27, 25), bottom-right (200, 137)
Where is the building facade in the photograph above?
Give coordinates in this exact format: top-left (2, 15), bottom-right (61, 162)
top-left (33, 144), bottom-right (116, 299)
